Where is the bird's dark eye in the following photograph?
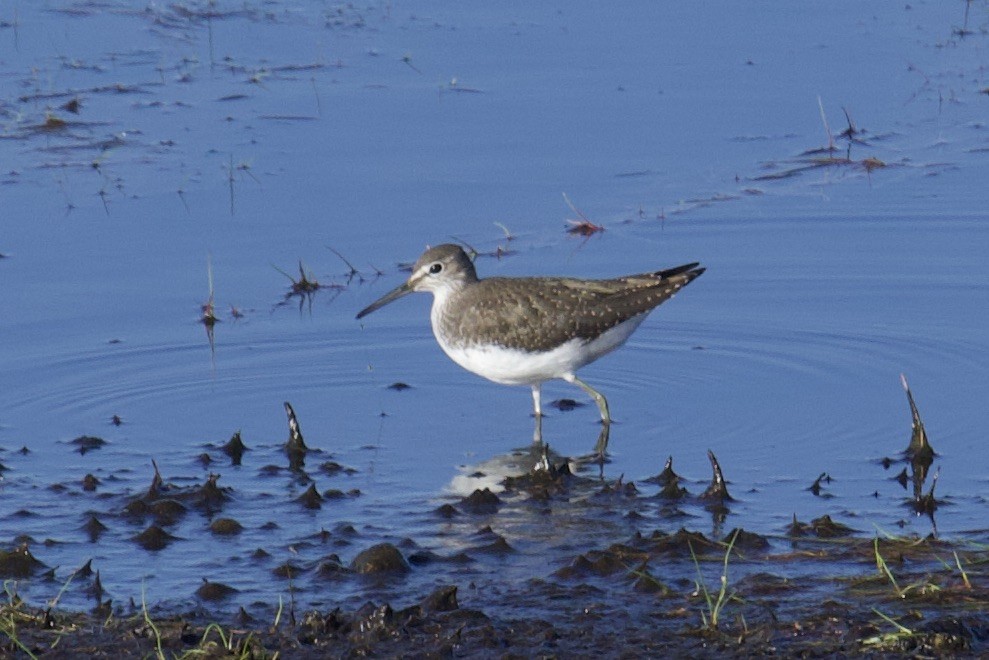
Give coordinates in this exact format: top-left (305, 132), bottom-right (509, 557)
top-left (429, 263), bottom-right (443, 274)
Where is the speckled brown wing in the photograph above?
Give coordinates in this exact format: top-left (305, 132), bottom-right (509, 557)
top-left (439, 264), bottom-right (704, 352)
top-left (439, 278), bottom-right (585, 352)
top-left (572, 264), bottom-right (704, 340)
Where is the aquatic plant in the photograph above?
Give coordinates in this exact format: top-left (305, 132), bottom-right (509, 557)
top-left (690, 528), bottom-right (741, 629)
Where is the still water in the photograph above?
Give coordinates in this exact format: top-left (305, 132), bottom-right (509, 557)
top-left (1, 1), bottom-right (987, 615)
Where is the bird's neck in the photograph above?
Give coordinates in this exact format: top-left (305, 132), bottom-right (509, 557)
top-left (429, 281), bottom-right (469, 338)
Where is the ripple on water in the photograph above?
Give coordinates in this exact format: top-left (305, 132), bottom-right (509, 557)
top-left (4, 333), bottom-right (376, 416)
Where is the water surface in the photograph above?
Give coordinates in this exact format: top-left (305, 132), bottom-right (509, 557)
top-left (1, 1), bottom-right (988, 617)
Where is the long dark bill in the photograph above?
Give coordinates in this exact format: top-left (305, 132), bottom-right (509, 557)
top-left (356, 281), bottom-right (414, 319)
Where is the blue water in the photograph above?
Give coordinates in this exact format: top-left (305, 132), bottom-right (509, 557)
top-left (1, 1), bottom-right (987, 616)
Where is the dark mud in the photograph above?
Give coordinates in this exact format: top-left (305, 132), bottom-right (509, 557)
top-left (4, 394), bottom-right (989, 657)
top-left (4, 517), bottom-right (989, 658)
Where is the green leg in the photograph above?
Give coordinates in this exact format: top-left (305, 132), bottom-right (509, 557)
top-left (564, 374), bottom-right (611, 426)
top-left (594, 422), bottom-right (610, 458)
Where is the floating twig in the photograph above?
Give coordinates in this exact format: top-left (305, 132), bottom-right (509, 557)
top-left (201, 255), bottom-right (218, 357)
top-left (401, 53), bottom-right (421, 74)
top-left (563, 192), bottom-right (604, 236)
top-left (201, 255), bottom-right (218, 328)
top-left (274, 259), bottom-right (337, 312)
top-left (494, 221), bottom-right (514, 241)
top-left (817, 95), bottom-right (836, 152)
top-left (326, 245), bottom-right (362, 283)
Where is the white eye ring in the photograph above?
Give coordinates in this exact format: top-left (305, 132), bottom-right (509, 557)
top-left (429, 263), bottom-right (443, 274)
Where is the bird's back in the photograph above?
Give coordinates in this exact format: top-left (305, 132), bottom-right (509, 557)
top-left (435, 263), bottom-right (704, 353)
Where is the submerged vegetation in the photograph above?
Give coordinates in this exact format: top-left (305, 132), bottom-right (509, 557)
top-left (3, 377), bottom-right (988, 656)
top-left (3, 514), bottom-right (989, 656)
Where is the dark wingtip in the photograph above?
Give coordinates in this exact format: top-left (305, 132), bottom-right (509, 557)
top-left (657, 262), bottom-right (704, 280)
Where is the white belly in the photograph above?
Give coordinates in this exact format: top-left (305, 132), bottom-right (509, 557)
top-left (433, 314), bottom-right (647, 386)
